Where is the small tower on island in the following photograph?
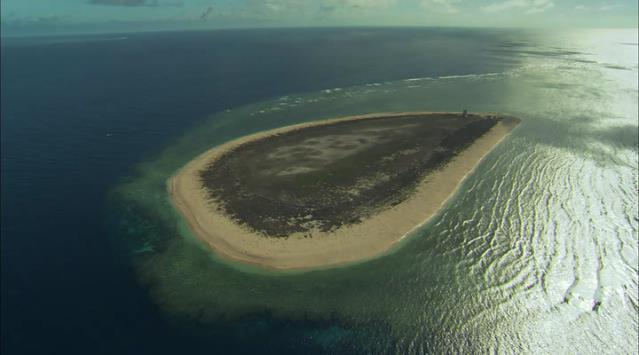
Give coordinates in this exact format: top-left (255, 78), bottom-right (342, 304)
top-left (462, 109), bottom-right (468, 118)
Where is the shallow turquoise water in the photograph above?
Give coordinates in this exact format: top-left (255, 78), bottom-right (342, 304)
top-left (108, 29), bottom-right (638, 353)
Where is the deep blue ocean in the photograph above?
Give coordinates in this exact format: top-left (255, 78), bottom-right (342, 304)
top-left (2, 28), bottom-right (637, 354)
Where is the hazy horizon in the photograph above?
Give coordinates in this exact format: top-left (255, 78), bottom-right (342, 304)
top-left (2, 0), bottom-right (637, 36)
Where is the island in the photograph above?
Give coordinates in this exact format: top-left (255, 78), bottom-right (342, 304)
top-left (168, 112), bottom-right (520, 270)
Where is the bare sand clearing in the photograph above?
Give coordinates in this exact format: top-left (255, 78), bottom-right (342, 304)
top-left (168, 112), bottom-right (520, 270)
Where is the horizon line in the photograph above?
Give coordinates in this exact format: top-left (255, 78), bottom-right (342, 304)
top-left (2, 24), bottom-right (638, 39)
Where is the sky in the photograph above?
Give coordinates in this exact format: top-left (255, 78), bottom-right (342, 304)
top-left (1, 0), bottom-right (637, 35)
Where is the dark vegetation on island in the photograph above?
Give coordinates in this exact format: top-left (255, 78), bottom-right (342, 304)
top-left (199, 113), bottom-right (503, 238)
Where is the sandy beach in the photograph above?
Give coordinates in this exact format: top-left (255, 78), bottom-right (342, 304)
top-left (168, 112), bottom-right (520, 270)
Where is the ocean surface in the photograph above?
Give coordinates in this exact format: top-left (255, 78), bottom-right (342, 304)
top-left (1, 28), bottom-right (637, 354)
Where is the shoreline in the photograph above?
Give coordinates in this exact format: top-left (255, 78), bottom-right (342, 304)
top-left (168, 112), bottom-right (521, 270)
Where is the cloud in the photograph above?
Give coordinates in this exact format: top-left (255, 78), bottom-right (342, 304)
top-left (599, 4), bottom-right (616, 10)
top-left (231, 0), bottom-right (398, 20)
top-left (338, 0), bottom-right (396, 9)
top-left (243, 0), bottom-right (395, 15)
top-left (243, 0), bottom-right (310, 14)
top-left (526, 0), bottom-right (554, 13)
top-left (421, 0), bottom-right (462, 14)
top-left (88, 0), bottom-right (154, 6)
top-left (1, 14), bottom-right (70, 30)
top-left (575, 2), bottom-right (619, 11)
top-left (200, 6), bottom-right (213, 20)
top-left (481, 0), bottom-right (554, 14)
top-left (481, 0), bottom-right (526, 13)
top-left (86, 0), bottom-right (182, 7)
